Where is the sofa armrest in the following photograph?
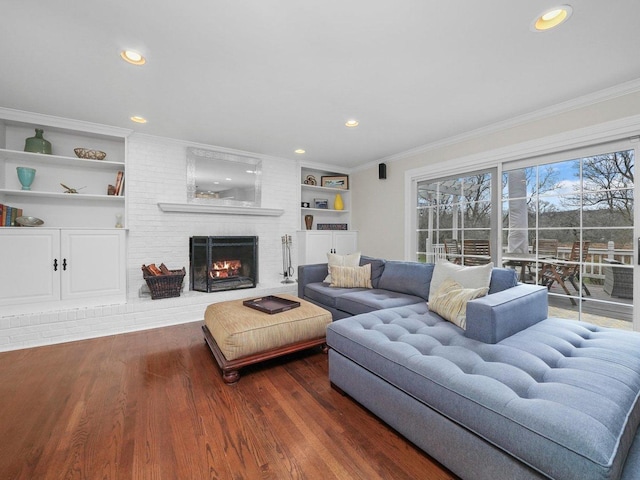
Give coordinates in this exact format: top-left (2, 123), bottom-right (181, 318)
top-left (465, 284), bottom-right (548, 344)
top-left (297, 263), bottom-right (329, 298)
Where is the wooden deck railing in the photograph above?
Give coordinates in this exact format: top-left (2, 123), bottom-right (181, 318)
top-left (424, 241), bottom-right (633, 281)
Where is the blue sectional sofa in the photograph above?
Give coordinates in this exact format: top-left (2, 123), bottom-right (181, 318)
top-left (297, 257), bottom-right (640, 480)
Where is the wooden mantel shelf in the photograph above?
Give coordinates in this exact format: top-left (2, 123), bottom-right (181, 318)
top-left (157, 202), bottom-right (284, 216)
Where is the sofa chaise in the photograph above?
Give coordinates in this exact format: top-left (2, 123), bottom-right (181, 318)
top-left (297, 256), bottom-right (640, 480)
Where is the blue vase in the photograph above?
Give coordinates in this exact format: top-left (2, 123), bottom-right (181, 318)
top-left (16, 167), bottom-right (36, 190)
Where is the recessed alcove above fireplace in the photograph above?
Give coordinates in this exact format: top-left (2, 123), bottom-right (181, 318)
top-left (190, 236), bottom-right (258, 293)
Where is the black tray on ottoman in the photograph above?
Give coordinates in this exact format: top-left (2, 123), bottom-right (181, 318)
top-left (243, 295), bottom-right (301, 314)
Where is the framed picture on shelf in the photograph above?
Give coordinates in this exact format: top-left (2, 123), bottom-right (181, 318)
top-left (317, 223), bottom-right (348, 230)
top-left (314, 198), bottom-right (328, 209)
top-left (321, 175), bottom-right (349, 189)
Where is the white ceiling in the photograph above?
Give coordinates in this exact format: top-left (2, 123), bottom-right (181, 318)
top-left (2, 1), bottom-right (639, 169)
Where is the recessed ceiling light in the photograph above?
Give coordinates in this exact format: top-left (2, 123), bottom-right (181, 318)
top-left (294, 149), bottom-right (306, 154)
top-left (120, 50), bottom-right (146, 65)
top-left (130, 115), bottom-right (147, 124)
top-left (345, 119), bottom-right (359, 128)
top-left (531, 5), bottom-right (573, 31)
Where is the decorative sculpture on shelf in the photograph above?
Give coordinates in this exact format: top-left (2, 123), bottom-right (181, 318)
top-left (60, 183), bottom-right (86, 194)
top-left (281, 234), bottom-right (295, 284)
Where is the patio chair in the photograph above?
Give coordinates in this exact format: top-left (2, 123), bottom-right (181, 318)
top-left (444, 239), bottom-right (461, 264)
top-left (462, 239), bottom-right (491, 266)
top-left (528, 238), bottom-right (559, 281)
top-left (603, 259), bottom-right (633, 299)
top-left (535, 239), bottom-right (559, 258)
top-left (540, 241), bottom-right (591, 306)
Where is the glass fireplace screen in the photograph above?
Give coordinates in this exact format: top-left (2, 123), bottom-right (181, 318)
top-left (190, 236), bottom-right (258, 292)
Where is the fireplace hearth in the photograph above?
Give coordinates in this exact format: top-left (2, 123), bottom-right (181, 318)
top-left (190, 236), bottom-right (258, 292)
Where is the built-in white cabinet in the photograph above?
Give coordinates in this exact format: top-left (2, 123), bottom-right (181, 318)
top-left (0, 108), bottom-right (130, 229)
top-left (297, 230), bottom-right (358, 265)
top-left (0, 228), bottom-right (126, 313)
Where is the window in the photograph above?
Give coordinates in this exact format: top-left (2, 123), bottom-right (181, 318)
top-left (417, 169), bottom-right (497, 265)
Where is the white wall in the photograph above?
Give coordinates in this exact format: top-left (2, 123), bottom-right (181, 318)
top-left (352, 89), bottom-right (640, 261)
top-left (0, 134), bottom-right (300, 351)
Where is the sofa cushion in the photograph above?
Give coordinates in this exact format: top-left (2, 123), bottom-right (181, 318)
top-left (377, 261), bottom-right (434, 301)
top-left (429, 260), bottom-right (493, 299)
top-left (360, 256), bottom-right (386, 288)
top-left (303, 282), bottom-right (367, 309)
top-left (327, 310), bottom-right (640, 480)
top-left (330, 264), bottom-right (373, 289)
top-left (335, 289), bottom-right (425, 316)
top-left (428, 278), bottom-right (489, 329)
top-left (325, 251), bottom-right (361, 283)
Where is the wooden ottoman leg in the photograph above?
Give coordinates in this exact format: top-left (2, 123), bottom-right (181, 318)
top-left (222, 369), bottom-right (240, 385)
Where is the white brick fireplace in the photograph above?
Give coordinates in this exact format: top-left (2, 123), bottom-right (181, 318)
top-left (0, 133), bottom-right (299, 351)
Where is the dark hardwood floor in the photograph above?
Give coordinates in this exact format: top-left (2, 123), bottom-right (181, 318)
top-left (0, 322), bottom-right (456, 480)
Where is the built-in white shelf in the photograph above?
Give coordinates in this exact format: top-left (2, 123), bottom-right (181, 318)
top-left (301, 207), bottom-right (350, 214)
top-left (0, 188), bottom-right (125, 201)
top-left (0, 149), bottom-right (125, 169)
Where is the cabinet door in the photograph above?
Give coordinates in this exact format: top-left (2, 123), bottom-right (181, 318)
top-left (0, 230), bottom-right (60, 306)
top-left (297, 231), bottom-right (333, 265)
top-left (333, 231), bottom-right (358, 255)
top-left (60, 230), bottom-right (126, 301)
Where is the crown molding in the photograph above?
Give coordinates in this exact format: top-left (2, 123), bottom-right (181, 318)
top-left (355, 77), bottom-right (640, 172)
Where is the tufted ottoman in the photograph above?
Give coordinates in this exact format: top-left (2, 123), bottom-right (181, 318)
top-left (203, 294), bottom-right (331, 384)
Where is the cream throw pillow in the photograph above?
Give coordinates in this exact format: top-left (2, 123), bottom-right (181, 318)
top-left (428, 278), bottom-right (489, 329)
top-left (428, 260), bottom-right (493, 300)
top-left (324, 252), bottom-right (361, 283)
top-left (330, 264), bottom-right (373, 288)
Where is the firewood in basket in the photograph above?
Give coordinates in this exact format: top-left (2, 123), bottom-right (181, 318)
top-left (147, 264), bottom-right (163, 276)
top-left (159, 263), bottom-right (172, 275)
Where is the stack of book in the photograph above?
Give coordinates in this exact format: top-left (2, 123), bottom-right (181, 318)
top-left (114, 171), bottom-right (125, 196)
top-left (0, 204), bottom-right (24, 226)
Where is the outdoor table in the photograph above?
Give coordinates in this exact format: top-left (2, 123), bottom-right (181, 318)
top-left (502, 253), bottom-right (551, 283)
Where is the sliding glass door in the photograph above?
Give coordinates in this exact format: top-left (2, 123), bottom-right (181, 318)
top-left (414, 140), bottom-right (636, 330)
top-left (502, 145), bottom-right (634, 329)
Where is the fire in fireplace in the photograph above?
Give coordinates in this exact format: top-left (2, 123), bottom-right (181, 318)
top-left (210, 260), bottom-right (242, 279)
top-left (190, 236), bottom-right (258, 292)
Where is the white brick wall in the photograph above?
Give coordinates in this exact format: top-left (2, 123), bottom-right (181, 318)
top-left (0, 133), bottom-right (299, 351)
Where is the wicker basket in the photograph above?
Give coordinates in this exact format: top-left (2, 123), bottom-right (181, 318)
top-left (143, 267), bottom-right (186, 299)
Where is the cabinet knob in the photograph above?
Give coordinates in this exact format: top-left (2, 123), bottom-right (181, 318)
top-left (63, 258), bottom-right (67, 271)
top-left (53, 259), bottom-right (58, 271)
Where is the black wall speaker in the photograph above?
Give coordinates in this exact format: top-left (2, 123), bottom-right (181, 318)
top-left (378, 162), bottom-right (387, 179)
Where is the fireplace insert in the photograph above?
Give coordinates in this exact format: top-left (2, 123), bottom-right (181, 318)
top-left (190, 236), bottom-right (258, 292)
